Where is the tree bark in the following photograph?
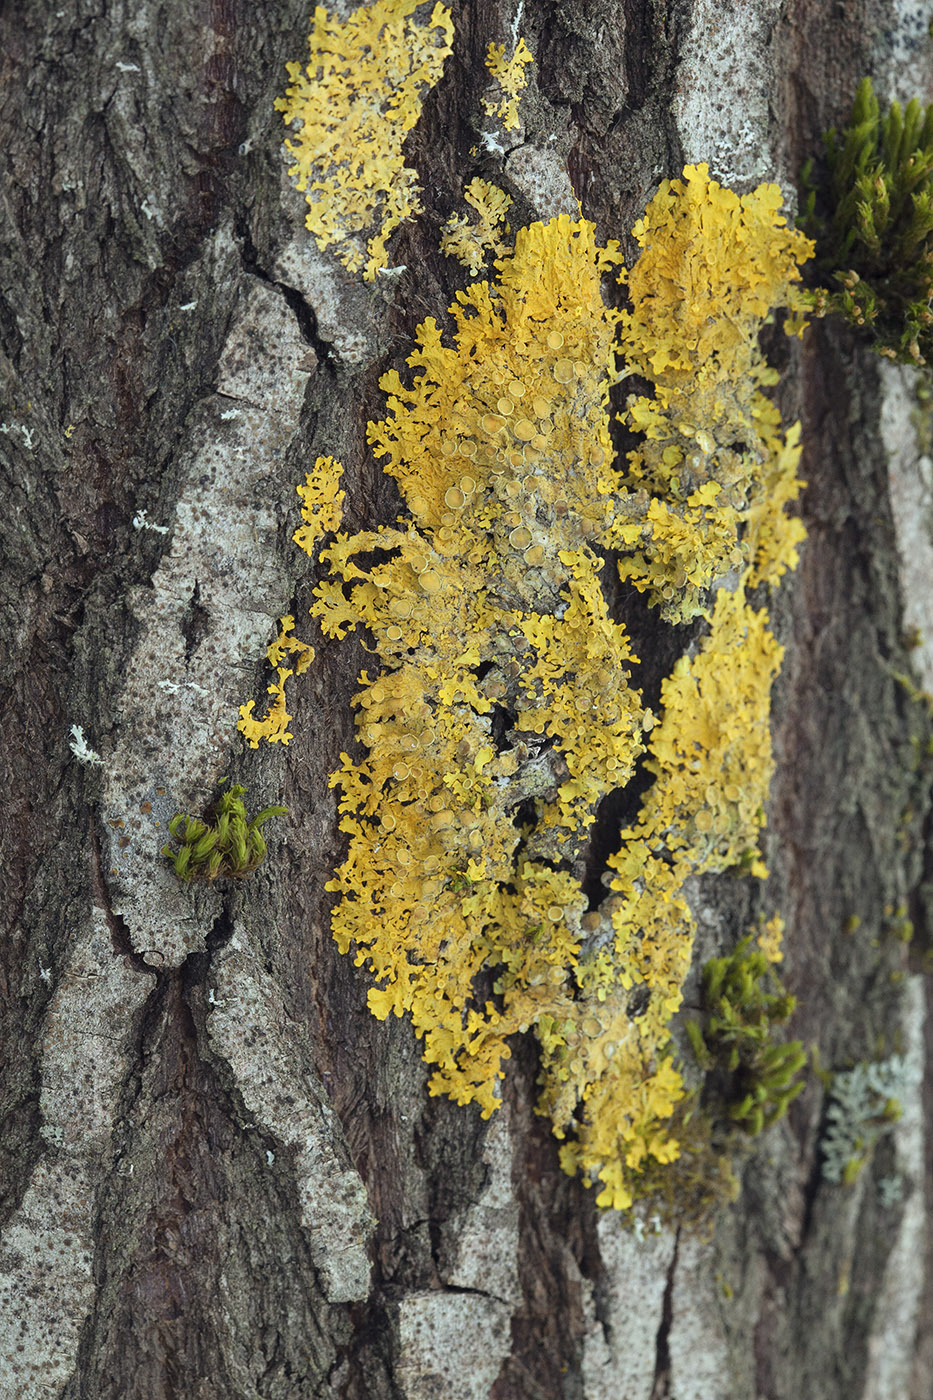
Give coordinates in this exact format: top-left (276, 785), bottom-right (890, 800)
top-left (1, 2), bottom-right (931, 1397)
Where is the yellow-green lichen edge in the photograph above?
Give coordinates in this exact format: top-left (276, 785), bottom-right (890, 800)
top-left (483, 37), bottom-right (534, 131)
top-left (291, 165), bottom-right (812, 1213)
top-left (440, 178), bottom-right (513, 276)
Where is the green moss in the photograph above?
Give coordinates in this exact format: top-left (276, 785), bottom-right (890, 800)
top-left (800, 77), bottom-right (933, 365)
top-left (885, 901), bottom-right (915, 943)
top-left (688, 932), bottom-right (806, 1136)
top-left (162, 782), bottom-right (286, 882)
top-left (619, 1094), bottom-right (740, 1232)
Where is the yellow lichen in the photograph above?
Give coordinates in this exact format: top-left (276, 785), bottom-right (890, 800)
top-left (294, 166), bottom-right (810, 1215)
top-left (440, 178), bottom-right (512, 275)
top-left (294, 454), bottom-right (345, 557)
top-left (238, 616), bottom-right (314, 749)
top-left (610, 163), bottom-right (812, 621)
top-left (239, 455), bottom-right (342, 749)
top-left (312, 216), bottom-right (643, 1119)
top-left (757, 913), bottom-right (786, 964)
top-left (276, 1), bottom-right (454, 281)
top-left (629, 586), bottom-right (783, 879)
top-left (483, 37), bottom-right (533, 131)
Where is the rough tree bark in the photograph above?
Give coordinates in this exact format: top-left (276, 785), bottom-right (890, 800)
top-left (1, 1), bottom-right (931, 1397)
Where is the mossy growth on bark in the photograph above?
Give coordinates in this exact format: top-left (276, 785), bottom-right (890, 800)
top-left (687, 923), bottom-right (807, 1137)
top-left (162, 782), bottom-right (287, 882)
top-left (800, 76), bottom-right (933, 366)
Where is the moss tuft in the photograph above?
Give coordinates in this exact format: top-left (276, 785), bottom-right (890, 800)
top-left (162, 783), bottom-right (287, 882)
top-left (800, 77), bottom-right (933, 365)
top-left (687, 924), bottom-right (806, 1136)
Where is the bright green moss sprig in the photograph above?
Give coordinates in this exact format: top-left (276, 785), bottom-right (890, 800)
top-left (687, 924), bottom-right (806, 1135)
top-left (162, 783), bottom-right (287, 882)
top-left (800, 77), bottom-right (933, 365)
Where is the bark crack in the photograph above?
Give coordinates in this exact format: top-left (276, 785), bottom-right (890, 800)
top-left (437, 1280), bottom-right (516, 1308)
top-left (235, 219), bottom-right (331, 361)
top-left (89, 812), bottom-right (162, 977)
top-left (650, 1226), bottom-right (680, 1400)
top-left (179, 578), bottom-right (210, 663)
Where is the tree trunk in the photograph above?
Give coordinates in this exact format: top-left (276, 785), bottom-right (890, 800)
top-left (1, 2), bottom-right (931, 1397)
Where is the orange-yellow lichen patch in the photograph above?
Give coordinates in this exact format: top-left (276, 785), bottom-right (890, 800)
top-left (631, 586), bottom-right (783, 877)
top-left (294, 169), bottom-right (810, 1215)
top-left (371, 215), bottom-right (626, 558)
top-left (276, 1), bottom-right (454, 281)
top-left (483, 37), bottom-right (533, 130)
top-left (610, 163), bottom-right (812, 621)
top-left (440, 178), bottom-right (513, 275)
top-left (294, 455), bottom-right (345, 557)
top-left (238, 616), bottom-right (315, 749)
top-left (311, 215), bottom-right (647, 1118)
top-left (240, 457), bottom-right (342, 751)
top-left (757, 913), bottom-right (786, 965)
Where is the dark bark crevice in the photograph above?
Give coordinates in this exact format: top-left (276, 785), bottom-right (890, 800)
top-left (649, 1228), bottom-right (679, 1400)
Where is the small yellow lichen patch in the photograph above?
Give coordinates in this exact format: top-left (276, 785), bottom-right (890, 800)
top-left (440, 178), bottom-right (512, 275)
top-left (267, 614), bottom-right (315, 675)
top-left (483, 37), bottom-right (533, 130)
top-left (294, 455), bottom-right (345, 557)
top-left (757, 913), bottom-right (786, 964)
top-left (238, 616), bottom-right (314, 749)
top-left (631, 586), bottom-right (783, 877)
top-left (276, 1), bottom-right (454, 281)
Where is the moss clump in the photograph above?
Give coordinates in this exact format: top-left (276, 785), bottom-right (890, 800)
top-left (800, 77), bottom-right (933, 365)
top-left (687, 929), bottom-right (806, 1136)
top-left (162, 783), bottom-right (287, 882)
top-left (622, 1095), bottom-right (741, 1234)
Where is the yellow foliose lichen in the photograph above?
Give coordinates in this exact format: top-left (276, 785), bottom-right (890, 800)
top-left (757, 913), bottom-right (786, 964)
top-left (440, 178), bottom-right (513, 275)
top-left (276, 1), bottom-right (454, 281)
top-left (238, 616), bottom-right (315, 749)
top-left (291, 166), bottom-right (811, 1218)
top-left (483, 37), bottom-right (534, 130)
top-left (311, 215), bottom-right (647, 1117)
top-left (629, 586), bottom-right (783, 877)
top-left (238, 455), bottom-right (342, 750)
top-left (294, 455), bottom-right (345, 557)
top-left (610, 163), bottom-right (812, 621)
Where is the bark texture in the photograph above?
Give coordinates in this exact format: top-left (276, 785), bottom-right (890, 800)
top-left (1, 1), bottom-right (931, 1397)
